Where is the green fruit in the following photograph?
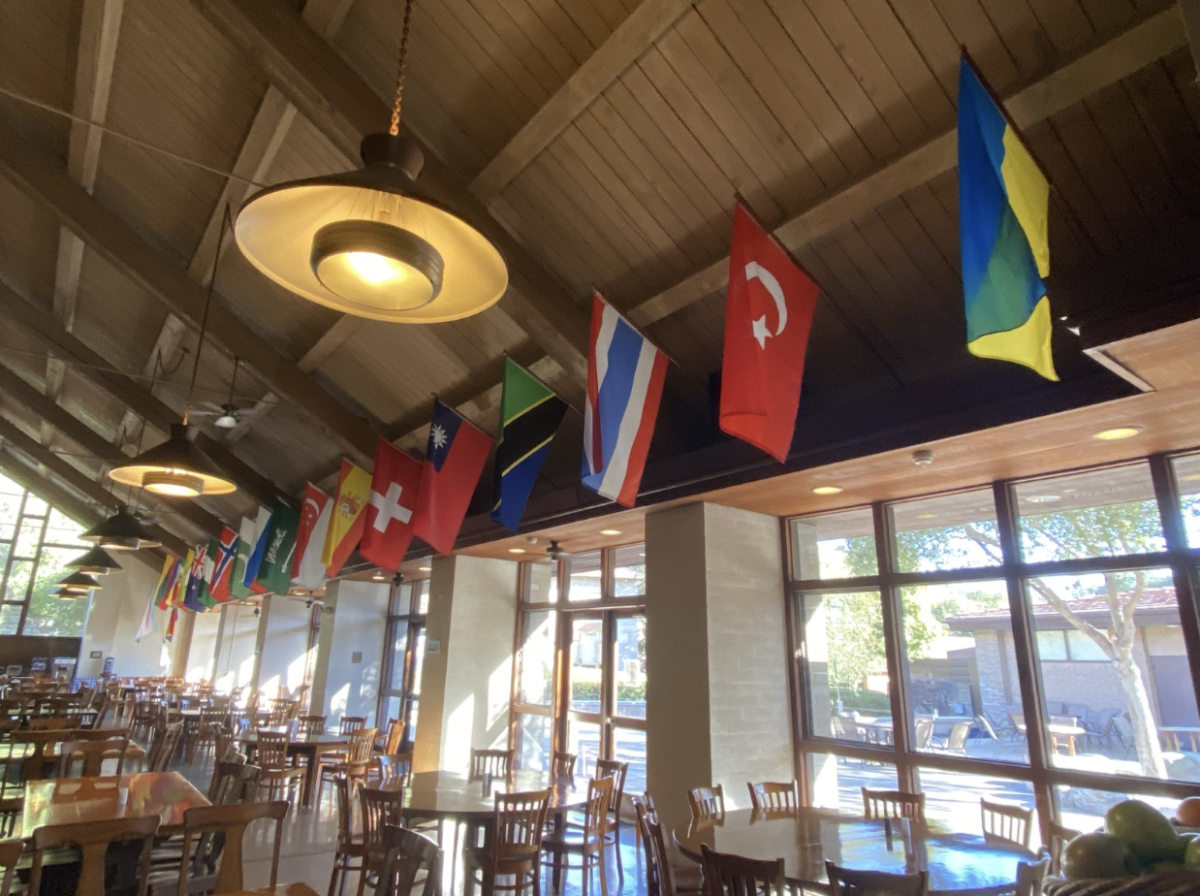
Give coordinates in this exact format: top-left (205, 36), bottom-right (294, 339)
top-left (1064, 832), bottom-right (1137, 880)
top-left (1106, 799), bottom-right (1183, 863)
top-left (1185, 838), bottom-right (1200, 868)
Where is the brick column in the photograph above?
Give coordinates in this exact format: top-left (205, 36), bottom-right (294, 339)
top-left (645, 503), bottom-right (793, 831)
top-left (414, 555), bottom-right (520, 772)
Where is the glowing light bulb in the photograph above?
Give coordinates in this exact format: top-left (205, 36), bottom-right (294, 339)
top-left (347, 251), bottom-right (405, 285)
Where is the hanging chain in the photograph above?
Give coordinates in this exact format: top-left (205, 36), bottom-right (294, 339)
top-left (183, 203), bottom-right (232, 426)
top-left (389, 0), bottom-right (416, 136)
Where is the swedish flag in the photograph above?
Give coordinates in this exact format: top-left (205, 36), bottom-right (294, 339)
top-left (958, 57), bottom-right (1057, 381)
top-left (491, 358), bottom-right (567, 532)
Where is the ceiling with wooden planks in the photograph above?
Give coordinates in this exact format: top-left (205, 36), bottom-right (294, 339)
top-left (0, 0), bottom-right (1197, 560)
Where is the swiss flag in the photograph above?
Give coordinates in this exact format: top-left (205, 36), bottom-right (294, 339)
top-left (720, 203), bottom-right (820, 462)
top-left (360, 440), bottom-right (423, 572)
top-left (413, 400), bottom-right (494, 555)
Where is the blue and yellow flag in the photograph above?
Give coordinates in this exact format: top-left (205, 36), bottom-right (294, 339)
top-left (958, 57), bottom-right (1057, 381)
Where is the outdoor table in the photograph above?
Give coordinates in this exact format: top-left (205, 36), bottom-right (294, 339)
top-left (673, 809), bottom-right (1037, 896)
top-left (1160, 726), bottom-right (1200, 751)
top-left (20, 771), bottom-right (209, 838)
top-left (236, 728), bottom-right (349, 809)
top-left (1014, 721), bottom-right (1087, 755)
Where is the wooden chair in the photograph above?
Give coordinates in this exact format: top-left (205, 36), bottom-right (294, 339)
top-left (463, 789), bottom-right (551, 896)
top-left (594, 759), bottom-right (628, 854)
top-left (321, 728), bottom-right (379, 802)
top-left (0, 798), bottom-right (20, 838)
top-left (380, 718), bottom-right (404, 755)
top-left (148, 721), bottom-right (184, 772)
top-left (57, 737), bottom-right (130, 777)
top-left (543, 776), bottom-right (613, 896)
top-left (700, 844), bottom-right (785, 896)
top-left (330, 773), bottom-right (369, 896)
top-left (298, 714), bottom-right (327, 736)
top-left (552, 751), bottom-right (577, 779)
top-left (636, 804), bottom-right (703, 896)
top-left (29, 814), bottom-right (160, 896)
top-left (372, 824), bottom-right (442, 896)
top-left (185, 708), bottom-right (227, 763)
top-left (256, 730), bottom-right (305, 802)
top-left (377, 752), bottom-right (413, 787)
top-left (824, 861), bottom-right (927, 895)
top-left (1047, 822), bottom-right (1081, 876)
top-left (747, 781), bottom-right (799, 812)
top-left (469, 747), bottom-right (513, 779)
top-left (213, 723), bottom-right (237, 765)
top-left (320, 716), bottom-right (370, 771)
top-left (209, 760), bottom-right (260, 805)
top-left (1015, 858), bottom-right (1049, 896)
top-left (358, 787), bottom-right (407, 896)
top-left (0, 838), bottom-right (19, 896)
top-left (861, 788), bottom-right (925, 822)
top-left (688, 784), bottom-right (725, 822)
top-left (170, 800), bottom-right (288, 894)
top-left (980, 799), bottom-right (1033, 850)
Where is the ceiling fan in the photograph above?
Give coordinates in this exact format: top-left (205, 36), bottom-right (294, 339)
top-left (546, 539), bottom-right (567, 562)
top-left (190, 357), bottom-right (265, 430)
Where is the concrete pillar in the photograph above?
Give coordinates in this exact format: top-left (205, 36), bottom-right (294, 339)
top-left (308, 580), bottom-right (389, 727)
top-left (414, 555), bottom-right (519, 773)
top-left (645, 502), bottom-right (793, 831)
top-left (211, 604), bottom-right (260, 696)
top-left (256, 594), bottom-right (313, 701)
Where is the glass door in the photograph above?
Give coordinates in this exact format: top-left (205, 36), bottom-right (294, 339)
top-left (611, 612), bottom-right (647, 794)
top-left (565, 613), bottom-right (606, 777)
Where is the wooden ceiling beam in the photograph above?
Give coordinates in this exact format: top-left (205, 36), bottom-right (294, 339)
top-left (189, 0), bottom-right (590, 383)
top-left (624, 6), bottom-right (1189, 329)
top-left (0, 277), bottom-right (286, 509)
top-left (469, 0), bottom-right (694, 201)
top-left (0, 126), bottom-right (381, 469)
top-left (1183, 0), bottom-right (1200, 73)
top-left (0, 419), bottom-right (189, 561)
top-left (0, 362), bottom-right (225, 542)
top-left (43, 0), bottom-right (126, 460)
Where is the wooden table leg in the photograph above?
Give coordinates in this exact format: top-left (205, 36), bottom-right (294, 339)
top-left (303, 748), bottom-right (320, 809)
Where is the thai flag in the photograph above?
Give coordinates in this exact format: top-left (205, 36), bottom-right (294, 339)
top-left (581, 293), bottom-right (669, 508)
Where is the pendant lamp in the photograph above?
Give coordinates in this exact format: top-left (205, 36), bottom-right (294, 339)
top-left (53, 571), bottom-right (101, 597)
top-left (79, 507), bottom-right (161, 551)
top-left (65, 546), bottom-right (122, 575)
top-left (110, 212), bottom-right (238, 498)
top-left (233, 0), bottom-right (506, 323)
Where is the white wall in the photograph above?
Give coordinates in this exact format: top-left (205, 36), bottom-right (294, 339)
top-left (186, 610), bottom-right (222, 682)
top-left (78, 554), bottom-right (178, 678)
top-left (310, 579), bottom-right (388, 728)
top-left (212, 603), bottom-right (260, 694)
top-left (256, 594), bottom-right (312, 700)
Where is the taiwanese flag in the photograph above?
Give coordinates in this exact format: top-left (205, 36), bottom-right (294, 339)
top-left (413, 400), bottom-right (493, 555)
top-left (719, 203), bottom-right (820, 463)
top-left (360, 439), bottom-right (424, 572)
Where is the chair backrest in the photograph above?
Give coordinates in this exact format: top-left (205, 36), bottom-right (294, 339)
top-left (701, 843), bottom-right (786, 896)
top-left (347, 728), bottom-right (380, 765)
top-left (29, 814), bottom-right (160, 896)
top-left (688, 784), bottom-right (725, 821)
top-left (24, 716), bottom-right (72, 731)
top-left (632, 797), bottom-right (660, 896)
top-left (378, 752), bottom-right (413, 785)
top-left (980, 799), bottom-right (1033, 849)
top-left (825, 861), bottom-right (927, 896)
top-left (148, 721), bottom-right (184, 772)
top-left (1047, 822), bottom-right (1081, 876)
top-left (974, 715), bottom-right (1000, 742)
top-left (861, 788), bottom-right (925, 822)
top-left (297, 714), bottom-right (326, 736)
top-left (209, 761), bottom-right (261, 804)
top-left (493, 789), bottom-right (550, 860)
top-left (57, 737), bottom-right (129, 778)
top-left (214, 723), bottom-right (236, 763)
top-left (0, 797), bottom-right (20, 838)
top-left (1014, 857), bottom-right (1049, 896)
top-left (0, 838), bottom-right (20, 896)
top-left (339, 716), bottom-right (367, 735)
top-left (552, 751), bottom-right (577, 779)
top-left (373, 824), bottom-right (442, 896)
top-left (747, 781), bottom-right (798, 812)
top-left (335, 773), bottom-right (358, 842)
top-left (177, 800), bottom-right (288, 894)
top-left (595, 758), bottom-right (627, 816)
top-left (383, 718), bottom-right (404, 754)
top-left (582, 775), bottom-right (615, 839)
top-left (257, 730), bottom-right (291, 769)
top-left (945, 720), bottom-right (972, 752)
top-left (361, 786), bottom-right (406, 848)
top-left (913, 718), bottom-right (935, 750)
top-left (470, 747), bottom-right (514, 779)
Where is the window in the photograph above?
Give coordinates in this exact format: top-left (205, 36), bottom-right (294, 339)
top-left (378, 578), bottom-right (427, 747)
top-left (0, 474), bottom-right (89, 637)
top-left (788, 454), bottom-right (1200, 830)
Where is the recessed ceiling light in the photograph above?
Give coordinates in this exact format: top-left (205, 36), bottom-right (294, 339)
top-left (812, 486), bottom-right (843, 495)
top-left (1026, 495), bottom-right (1061, 504)
top-left (1092, 426), bottom-right (1142, 441)
top-left (418, 566), bottom-right (432, 572)
top-left (914, 513), bottom-right (938, 520)
top-left (508, 548), bottom-right (526, 554)
top-left (1183, 474), bottom-right (1200, 483)
top-left (600, 529), bottom-right (621, 536)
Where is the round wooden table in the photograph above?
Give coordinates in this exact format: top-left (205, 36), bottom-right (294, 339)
top-left (673, 809), bottom-right (1037, 896)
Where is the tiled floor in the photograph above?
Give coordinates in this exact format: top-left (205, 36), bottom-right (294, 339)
top-left (174, 752), bottom-right (649, 896)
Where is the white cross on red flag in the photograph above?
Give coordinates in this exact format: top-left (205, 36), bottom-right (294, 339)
top-left (360, 439), bottom-right (424, 572)
top-left (719, 203), bottom-right (820, 463)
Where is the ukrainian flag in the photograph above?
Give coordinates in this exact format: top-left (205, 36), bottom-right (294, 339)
top-left (958, 57), bottom-right (1057, 381)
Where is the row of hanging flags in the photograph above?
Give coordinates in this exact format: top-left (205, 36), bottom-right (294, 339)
top-left (140, 56), bottom-right (1056, 633)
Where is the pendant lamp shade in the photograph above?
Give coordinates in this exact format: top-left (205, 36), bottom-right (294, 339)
top-left (80, 508), bottom-right (161, 551)
top-left (66, 546), bottom-right (122, 575)
top-left (234, 134), bottom-right (507, 323)
top-left (53, 571), bottom-right (101, 597)
top-left (108, 424), bottom-right (236, 497)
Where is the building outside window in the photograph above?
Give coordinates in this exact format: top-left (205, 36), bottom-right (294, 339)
top-left (788, 454), bottom-right (1200, 835)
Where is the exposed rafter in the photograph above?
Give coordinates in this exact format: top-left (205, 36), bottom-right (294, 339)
top-left (625, 6), bottom-right (1188, 329)
top-left (188, 0), bottom-right (591, 383)
top-left (1184, 0), bottom-right (1200, 72)
top-left (0, 126), bottom-right (381, 468)
top-left (469, 0), bottom-right (694, 201)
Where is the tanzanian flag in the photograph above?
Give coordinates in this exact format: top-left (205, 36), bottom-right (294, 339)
top-left (958, 57), bottom-right (1057, 381)
top-left (491, 358), bottom-right (567, 532)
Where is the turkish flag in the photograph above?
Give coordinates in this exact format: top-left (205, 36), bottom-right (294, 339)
top-left (720, 203), bottom-right (820, 462)
top-left (360, 439), bottom-right (424, 572)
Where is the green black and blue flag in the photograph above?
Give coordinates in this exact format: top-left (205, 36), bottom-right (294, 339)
top-left (491, 358), bottom-right (568, 532)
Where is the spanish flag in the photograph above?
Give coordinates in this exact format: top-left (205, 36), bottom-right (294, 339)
top-left (958, 57), bottom-right (1057, 381)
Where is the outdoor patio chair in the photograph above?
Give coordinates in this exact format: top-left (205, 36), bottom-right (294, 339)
top-left (972, 715), bottom-right (1004, 758)
top-left (933, 720), bottom-right (972, 755)
top-left (913, 718), bottom-right (934, 751)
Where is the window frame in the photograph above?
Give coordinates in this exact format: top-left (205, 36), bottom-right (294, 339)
top-left (378, 578), bottom-right (428, 748)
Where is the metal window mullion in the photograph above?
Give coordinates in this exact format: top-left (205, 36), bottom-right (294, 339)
top-left (873, 502), bottom-right (913, 790)
top-left (993, 481), bottom-right (1055, 841)
top-left (780, 517), bottom-right (808, 803)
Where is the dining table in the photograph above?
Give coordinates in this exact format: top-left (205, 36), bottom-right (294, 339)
top-left (236, 728), bottom-right (349, 808)
top-left (223, 886), bottom-right (320, 896)
top-left (20, 771), bottom-right (210, 838)
top-left (673, 808), bottom-right (1038, 896)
